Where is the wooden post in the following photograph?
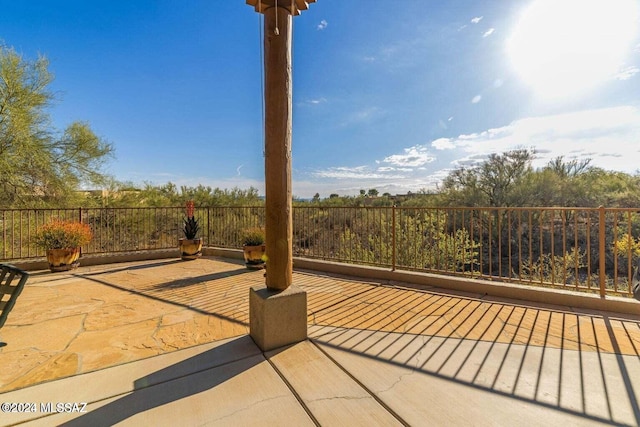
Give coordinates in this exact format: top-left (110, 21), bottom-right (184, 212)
top-left (263, 6), bottom-right (293, 291)
top-left (247, 0), bottom-right (316, 292)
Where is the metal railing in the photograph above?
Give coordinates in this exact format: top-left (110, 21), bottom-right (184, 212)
top-left (1, 206), bottom-right (638, 298)
top-left (0, 206), bottom-right (266, 259)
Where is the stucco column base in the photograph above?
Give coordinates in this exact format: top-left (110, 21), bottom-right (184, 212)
top-left (249, 285), bottom-right (307, 352)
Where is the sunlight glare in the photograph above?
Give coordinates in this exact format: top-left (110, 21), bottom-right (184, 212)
top-left (507, 0), bottom-right (638, 101)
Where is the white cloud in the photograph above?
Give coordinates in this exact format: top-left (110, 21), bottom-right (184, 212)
top-left (312, 166), bottom-right (404, 180)
top-left (377, 166), bottom-right (413, 172)
top-left (382, 145), bottom-right (436, 167)
top-left (376, 166), bottom-right (396, 172)
top-left (482, 28), bottom-right (495, 37)
top-left (471, 95), bottom-right (482, 103)
top-left (300, 97), bottom-right (327, 106)
top-left (431, 138), bottom-right (455, 150)
top-left (471, 16), bottom-right (483, 24)
top-left (307, 160), bottom-right (433, 197)
top-left (436, 106), bottom-right (640, 173)
top-left (317, 19), bottom-right (328, 30)
top-left (614, 66), bottom-right (639, 80)
top-left (296, 106), bottom-right (640, 198)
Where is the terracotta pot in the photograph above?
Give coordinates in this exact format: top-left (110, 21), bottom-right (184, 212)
top-left (179, 238), bottom-right (203, 260)
top-left (243, 244), bottom-right (266, 269)
top-left (46, 248), bottom-right (81, 272)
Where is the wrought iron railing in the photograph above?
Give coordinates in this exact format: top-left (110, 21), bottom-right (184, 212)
top-left (1, 206), bottom-right (638, 298)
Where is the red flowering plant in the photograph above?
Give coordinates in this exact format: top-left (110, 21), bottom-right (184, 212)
top-left (35, 220), bottom-right (92, 250)
top-left (182, 200), bottom-right (200, 239)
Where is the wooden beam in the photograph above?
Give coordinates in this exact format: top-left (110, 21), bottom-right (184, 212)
top-left (246, 0), bottom-right (316, 16)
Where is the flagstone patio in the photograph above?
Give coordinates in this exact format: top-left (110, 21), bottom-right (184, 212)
top-left (0, 258), bottom-right (256, 392)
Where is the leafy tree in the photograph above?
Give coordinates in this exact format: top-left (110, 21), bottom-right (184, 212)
top-left (441, 149), bottom-right (535, 207)
top-left (511, 156), bottom-right (592, 207)
top-left (520, 158), bottom-right (640, 208)
top-left (442, 151), bottom-right (640, 209)
top-left (0, 46), bottom-right (113, 207)
top-left (546, 156), bottom-right (591, 178)
top-left (576, 169), bottom-right (640, 207)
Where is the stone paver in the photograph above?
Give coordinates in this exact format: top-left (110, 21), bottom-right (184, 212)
top-left (0, 258), bottom-right (257, 392)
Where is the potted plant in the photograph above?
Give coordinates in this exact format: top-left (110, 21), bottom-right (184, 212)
top-left (179, 200), bottom-right (203, 260)
top-left (242, 227), bottom-right (266, 269)
top-left (35, 220), bottom-right (92, 272)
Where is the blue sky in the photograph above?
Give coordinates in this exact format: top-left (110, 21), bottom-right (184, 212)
top-left (2, 0), bottom-right (640, 198)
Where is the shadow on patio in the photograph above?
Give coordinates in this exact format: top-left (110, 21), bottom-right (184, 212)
top-left (58, 336), bottom-right (266, 427)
